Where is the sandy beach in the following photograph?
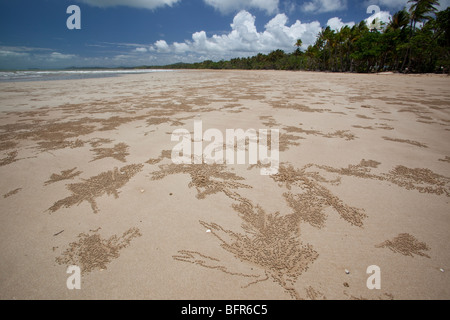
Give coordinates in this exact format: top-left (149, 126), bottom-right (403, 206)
top-left (0, 70), bottom-right (449, 300)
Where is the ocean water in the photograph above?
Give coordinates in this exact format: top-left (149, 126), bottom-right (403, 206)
top-left (0, 69), bottom-right (173, 82)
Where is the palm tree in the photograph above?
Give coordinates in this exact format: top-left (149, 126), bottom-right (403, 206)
top-left (409, 0), bottom-right (439, 30)
top-left (319, 26), bottom-right (336, 70)
top-left (387, 9), bottom-right (411, 70)
top-left (388, 9), bottom-right (410, 31)
top-left (402, 0), bottom-right (439, 71)
top-left (305, 45), bottom-right (320, 70)
top-left (338, 26), bottom-right (350, 71)
top-left (294, 39), bottom-right (303, 56)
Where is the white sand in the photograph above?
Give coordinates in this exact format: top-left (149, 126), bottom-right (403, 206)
top-left (0, 70), bottom-right (449, 299)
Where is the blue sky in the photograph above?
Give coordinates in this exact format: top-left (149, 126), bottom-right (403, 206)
top-left (1, 0), bottom-right (449, 69)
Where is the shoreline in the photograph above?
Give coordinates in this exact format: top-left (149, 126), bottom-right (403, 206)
top-left (1, 68), bottom-right (448, 84)
top-left (0, 69), bottom-right (174, 83)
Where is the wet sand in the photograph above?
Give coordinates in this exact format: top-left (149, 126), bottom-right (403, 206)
top-left (0, 70), bottom-right (449, 300)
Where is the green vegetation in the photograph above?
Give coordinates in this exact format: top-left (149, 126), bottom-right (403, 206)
top-left (153, 4), bottom-right (450, 74)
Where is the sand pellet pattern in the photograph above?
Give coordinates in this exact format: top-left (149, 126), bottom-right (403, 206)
top-left (0, 70), bottom-right (449, 300)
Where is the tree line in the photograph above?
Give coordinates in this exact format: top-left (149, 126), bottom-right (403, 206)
top-left (149, 1), bottom-right (449, 74)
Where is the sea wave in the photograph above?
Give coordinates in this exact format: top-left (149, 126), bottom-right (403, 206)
top-left (0, 69), bottom-right (173, 82)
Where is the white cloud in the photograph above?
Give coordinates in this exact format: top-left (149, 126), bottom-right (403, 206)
top-left (173, 42), bottom-right (189, 53)
top-left (365, 10), bottom-right (392, 30)
top-left (365, 0), bottom-right (408, 10)
top-left (203, 0), bottom-right (279, 14)
top-left (365, 0), bottom-right (449, 11)
top-left (145, 10), bottom-right (321, 62)
top-left (154, 40), bottom-right (170, 52)
top-left (437, 0), bottom-right (450, 11)
top-left (0, 50), bottom-right (30, 58)
top-left (0, 47), bottom-right (81, 69)
top-left (282, 1), bottom-right (297, 14)
top-left (327, 17), bottom-right (355, 31)
top-left (0, 46), bottom-right (51, 54)
top-left (49, 52), bottom-right (77, 60)
top-left (75, 0), bottom-right (180, 10)
top-left (261, 14), bottom-right (321, 50)
top-left (302, 0), bottom-right (347, 13)
top-left (135, 47), bottom-right (148, 52)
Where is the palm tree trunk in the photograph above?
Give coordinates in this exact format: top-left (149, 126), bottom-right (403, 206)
top-left (401, 19), bottom-right (415, 71)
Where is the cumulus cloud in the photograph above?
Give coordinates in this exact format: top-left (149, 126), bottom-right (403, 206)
top-left (203, 0), bottom-right (279, 14)
top-left (75, 0), bottom-right (180, 10)
top-left (173, 42), bottom-right (190, 53)
top-left (154, 40), bottom-right (170, 52)
top-left (302, 0), bottom-right (347, 13)
top-left (327, 17), bottom-right (355, 31)
top-left (365, 10), bottom-right (392, 30)
top-left (143, 10), bottom-right (321, 60)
